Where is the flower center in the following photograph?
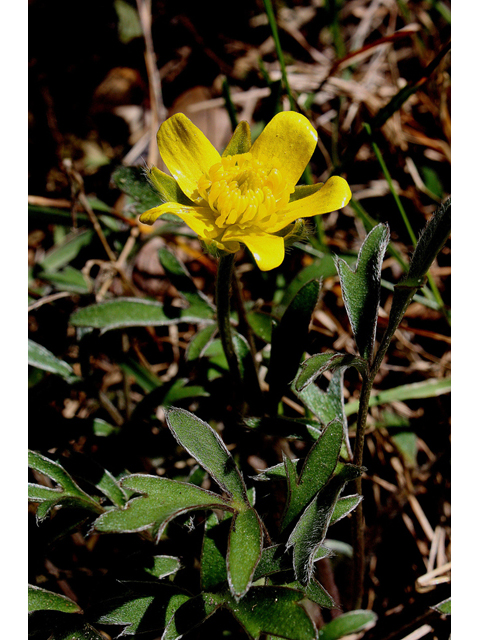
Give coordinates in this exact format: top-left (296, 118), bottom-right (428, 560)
top-left (196, 153), bottom-right (291, 230)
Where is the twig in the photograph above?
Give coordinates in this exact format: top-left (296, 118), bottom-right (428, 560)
top-left (28, 291), bottom-right (73, 311)
top-left (136, 0), bottom-right (167, 166)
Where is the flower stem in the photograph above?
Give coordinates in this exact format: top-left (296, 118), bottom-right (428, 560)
top-left (215, 253), bottom-right (243, 395)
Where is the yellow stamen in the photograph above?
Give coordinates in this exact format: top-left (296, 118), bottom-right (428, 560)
top-left (196, 153), bottom-right (292, 231)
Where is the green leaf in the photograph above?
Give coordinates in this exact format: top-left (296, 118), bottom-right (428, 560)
top-left (334, 224), bottom-right (390, 360)
top-left (38, 265), bottom-right (91, 294)
top-left (287, 464), bottom-right (363, 585)
top-left (318, 610), bottom-right (378, 639)
top-left (246, 311), bottom-right (273, 343)
top-left (70, 297), bottom-right (215, 333)
top-left (112, 165), bottom-right (190, 217)
top-left (162, 592), bottom-right (222, 640)
top-left (253, 545), bottom-right (292, 580)
top-left (344, 377), bottom-right (451, 417)
top-left (201, 513), bottom-right (229, 591)
top-left (158, 247), bottom-right (215, 315)
top-left (148, 165), bottom-right (195, 207)
top-left (295, 369), bottom-right (347, 429)
top-left (61, 454), bottom-right (127, 508)
top-left (227, 508), bottom-right (263, 599)
top-left (114, 0), bottom-right (142, 44)
top-left (295, 352), bottom-right (367, 392)
top-left (282, 420), bottom-right (344, 530)
top-left (93, 474), bottom-right (232, 540)
top-left (432, 596), bottom-right (451, 615)
top-left (28, 450), bottom-right (101, 521)
top-left (330, 494), bottom-right (362, 526)
top-left (226, 586), bottom-right (317, 640)
top-left (222, 121), bottom-right (252, 156)
top-left (93, 584), bottom-right (191, 636)
top-left (28, 585), bottom-right (82, 614)
top-left (268, 279), bottom-right (321, 409)
top-left (166, 408), bottom-right (247, 506)
top-left (277, 577), bottom-right (336, 610)
top-left (186, 324), bottom-right (217, 360)
top-left (28, 339), bottom-right (80, 384)
top-left (39, 229), bottom-right (95, 272)
top-left (141, 555), bottom-right (182, 580)
top-left (92, 418), bottom-right (120, 437)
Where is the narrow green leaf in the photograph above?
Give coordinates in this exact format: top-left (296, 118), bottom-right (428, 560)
top-left (186, 324), bottom-right (217, 361)
top-left (112, 165), bottom-right (190, 216)
top-left (344, 377), bottom-right (451, 416)
top-left (162, 592), bottom-right (222, 640)
top-left (227, 508), bottom-right (263, 599)
top-left (334, 224), bottom-right (390, 360)
top-left (166, 408), bottom-right (247, 505)
top-left (142, 556), bottom-right (182, 580)
top-left (70, 297), bottom-right (214, 333)
top-left (432, 596), bottom-right (451, 615)
top-left (282, 420), bottom-right (344, 530)
top-left (94, 474), bottom-right (231, 539)
top-left (296, 352), bottom-right (367, 392)
top-left (253, 545), bottom-right (292, 580)
top-left (318, 610), bottom-right (378, 639)
top-left (28, 451), bottom-right (92, 502)
top-left (93, 584), bottom-right (191, 636)
top-left (28, 339), bottom-right (80, 383)
top-left (330, 494), bottom-right (362, 526)
top-left (295, 578), bottom-right (337, 609)
top-left (39, 229), bottom-right (94, 272)
top-left (246, 311), bottom-right (273, 343)
top-left (28, 585), bottom-right (82, 614)
top-left (226, 586), bottom-right (317, 640)
top-left (38, 266), bottom-right (91, 294)
top-left (62, 454), bottom-right (128, 508)
top-left (201, 513), bottom-right (229, 591)
top-left (287, 465), bottom-right (363, 585)
top-left (268, 279), bottom-right (321, 408)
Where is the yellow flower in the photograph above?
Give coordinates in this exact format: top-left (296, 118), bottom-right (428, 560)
top-left (140, 111), bottom-right (351, 271)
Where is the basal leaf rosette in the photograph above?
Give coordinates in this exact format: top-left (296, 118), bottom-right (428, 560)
top-left (140, 111), bottom-right (352, 271)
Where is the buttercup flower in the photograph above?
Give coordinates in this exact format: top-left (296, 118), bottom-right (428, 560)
top-left (140, 111), bottom-right (351, 271)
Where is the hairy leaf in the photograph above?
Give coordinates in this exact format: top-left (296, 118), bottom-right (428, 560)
top-left (318, 610), bottom-right (378, 639)
top-left (166, 408), bottom-right (247, 505)
top-left (94, 474), bottom-right (232, 540)
top-left (28, 585), bottom-right (82, 614)
top-left (287, 464), bottom-right (363, 585)
top-left (227, 508), bottom-right (263, 599)
top-left (334, 224), bottom-right (390, 360)
top-left (295, 352), bottom-right (367, 392)
top-left (282, 420), bottom-right (344, 530)
top-left (93, 584), bottom-right (190, 636)
top-left (70, 297), bottom-right (214, 333)
top-left (28, 340), bottom-right (80, 384)
top-left (268, 279), bottom-right (321, 409)
top-left (28, 451), bottom-right (101, 522)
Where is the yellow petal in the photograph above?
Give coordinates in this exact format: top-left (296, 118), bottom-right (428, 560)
top-left (250, 111), bottom-right (318, 191)
top-left (223, 227), bottom-right (285, 271)
top-left (140, 202), bottom-right (217, 239)
top-left (156, 114), bottom-right (221, 200)
top-left (267, 176), bottom-right (352, 233)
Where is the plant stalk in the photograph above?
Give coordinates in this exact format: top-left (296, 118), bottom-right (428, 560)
top-left (216, 253), bottom-right (241, 386)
